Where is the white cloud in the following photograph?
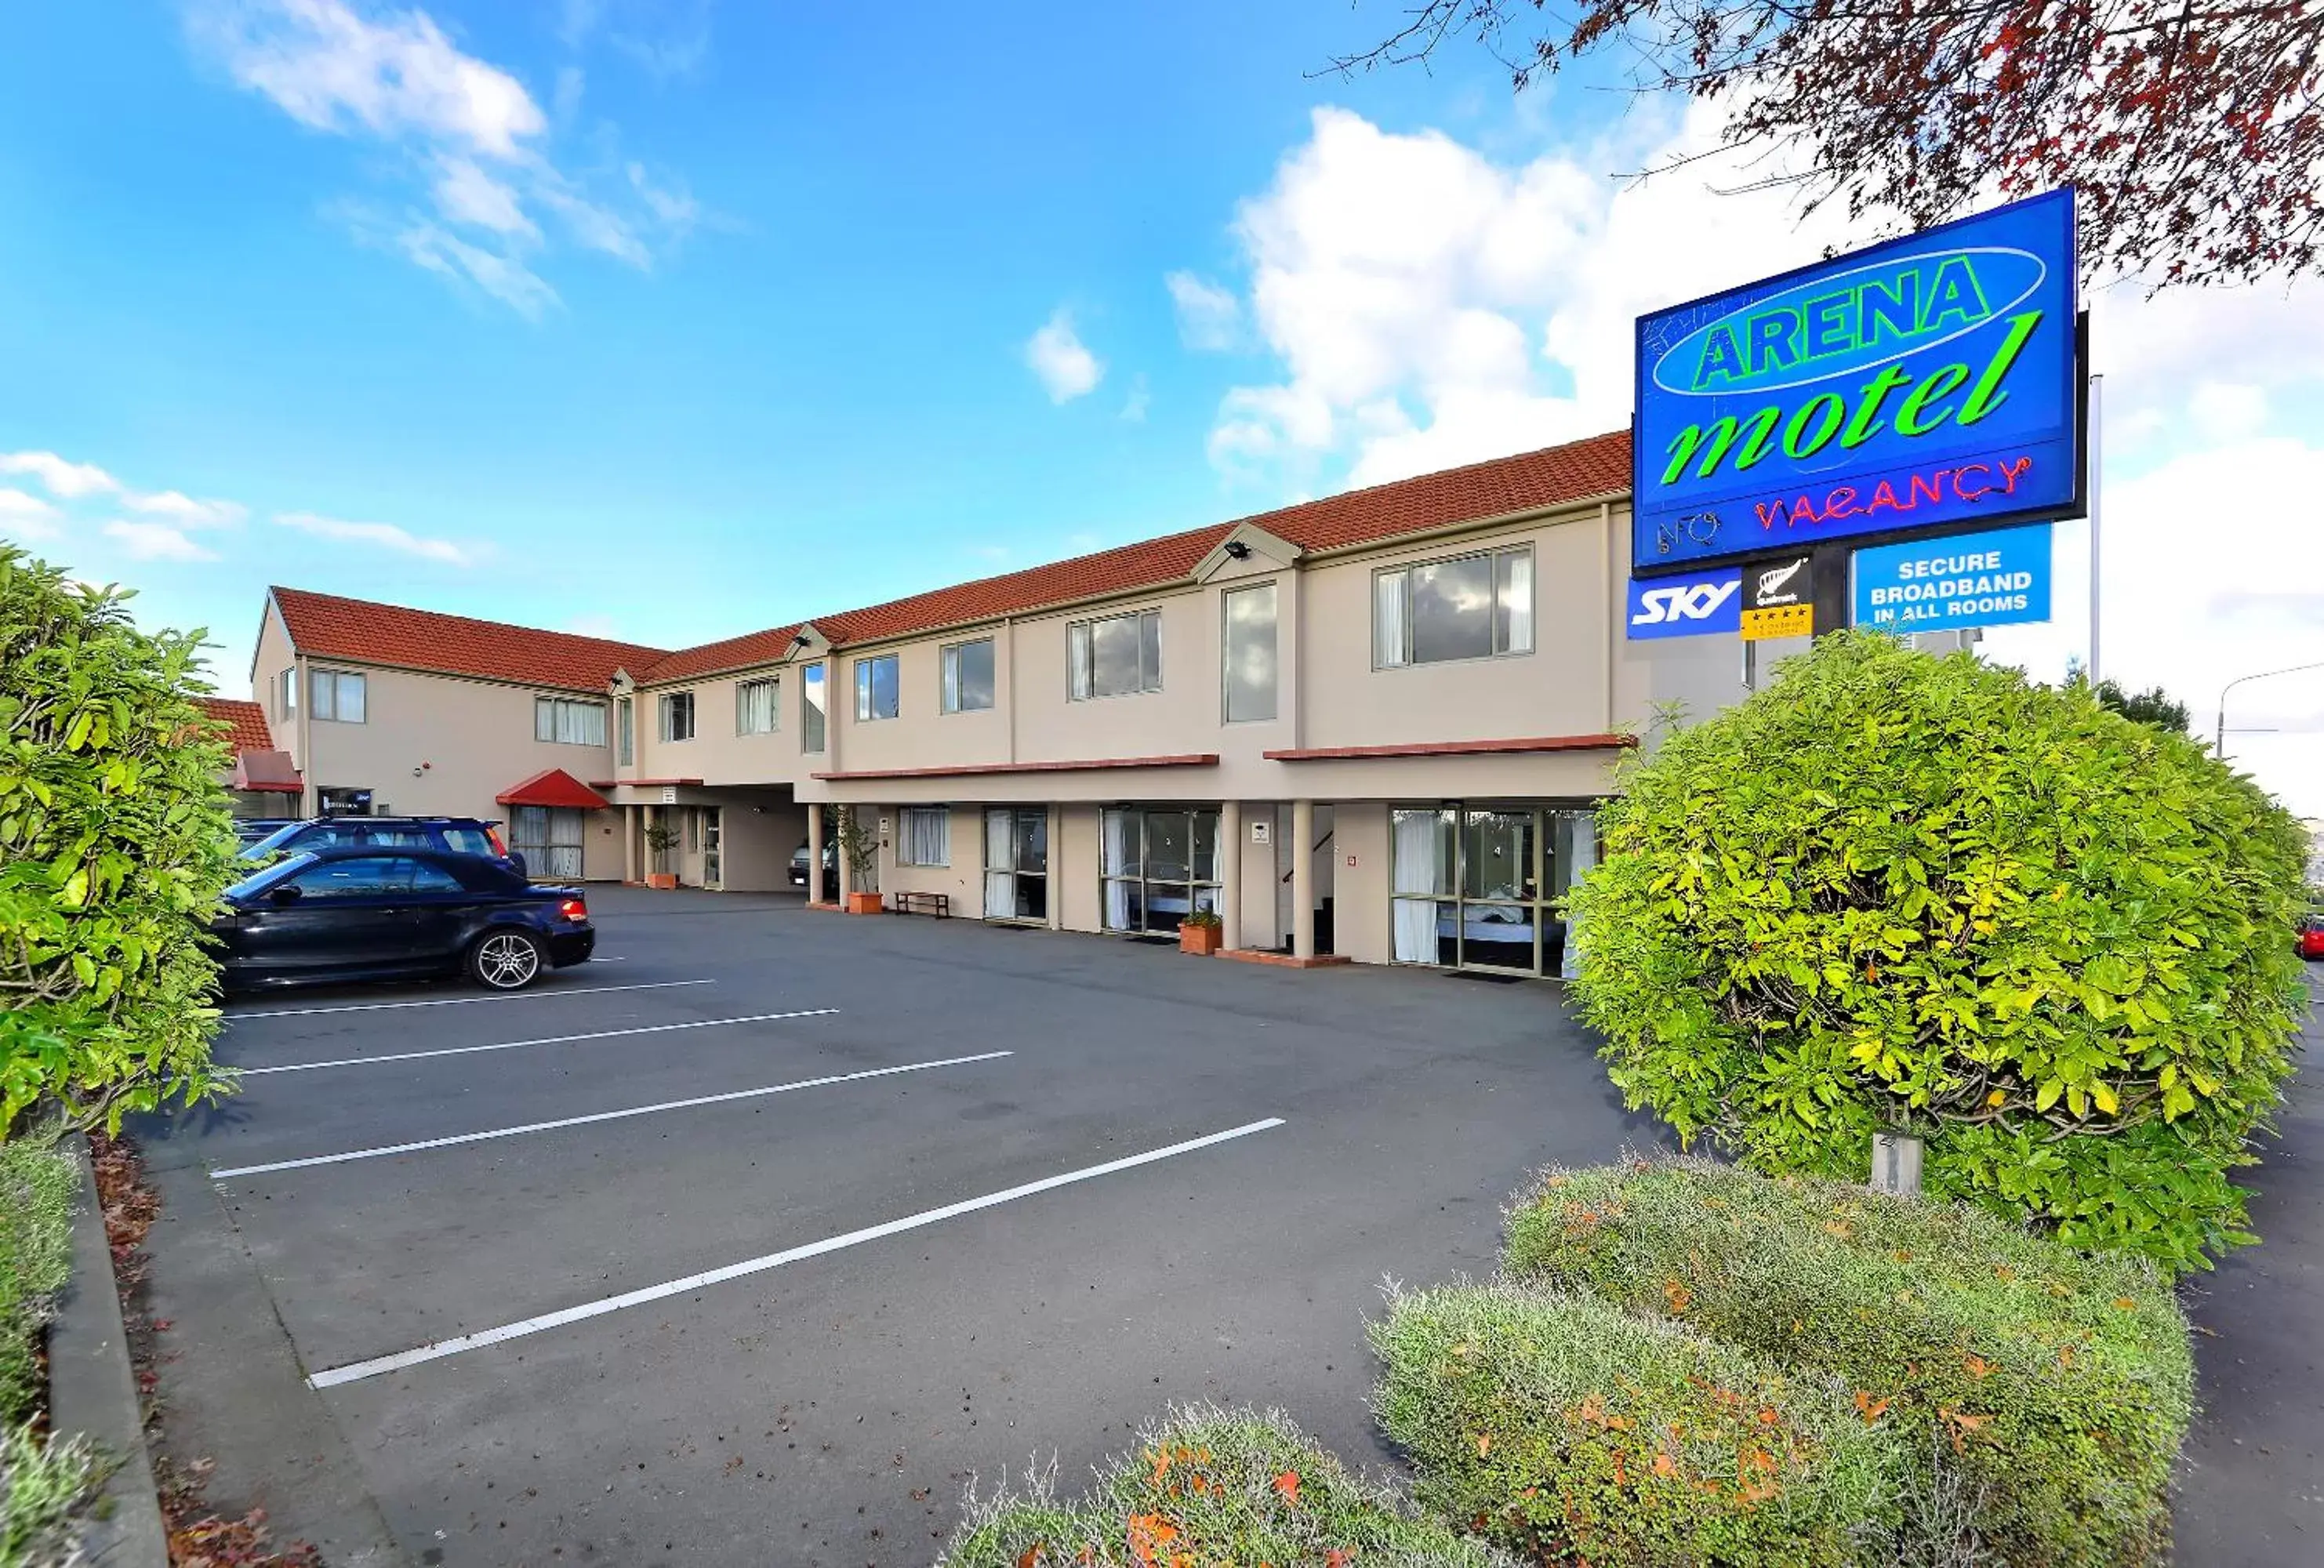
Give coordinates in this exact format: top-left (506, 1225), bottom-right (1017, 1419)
top-left (194, 0), bottom-right (544, 157)
top-left (125, 489), bottom-right (248, 528)
top-left (190, 0), bottom-right (699, 314)
top-left (0, 488), bottom-right (63, 542)
top-left (103, 520), bottom-right (218, 562)
top-left (1120, 373), bottom-right (1151, 423)
top-left (1026, 309), bottom-right (1104, 403)
top-left (274, 509), bottom-right (478, 564)
top-left (0, 450), bottom-right (122, 499)
top-left (564, 611), bottom-right (622, 638)
top-left (1166, 271), bottom-right (1241, 351)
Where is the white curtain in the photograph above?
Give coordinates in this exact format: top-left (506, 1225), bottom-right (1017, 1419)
top-left (903, 808), bottom-right (949, 867)
top-left (1391, 809), bottom-right (1442, 963)
top-left (1374, 572), bottom-right (1407, 667)
top-left (984, 809), bottom-right (1012, 917)
top-left (1102, 809), bottom-right (1133, 930)
top-left (1560, 811), bottom-right (1599, 979)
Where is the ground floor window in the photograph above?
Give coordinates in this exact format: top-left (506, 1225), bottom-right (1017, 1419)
top-left (229, 789), bottom-right (300, 820)
top-left (984, 807), bottom-right (1048, 920)
top-left (899, 806), bottom-right (950, 866)
top-left (318, 786), bottom-right (373, 818)
top-left (1102, 805), bottom-right (1220, 934)
top-left (512, 805), bottom-right (587, 880)
top-left (1391, 803), bottom-right (1597, 976)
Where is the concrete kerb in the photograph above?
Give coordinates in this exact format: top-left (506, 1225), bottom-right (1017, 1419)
top-left (46, 1135), bottom-right (168, 1568)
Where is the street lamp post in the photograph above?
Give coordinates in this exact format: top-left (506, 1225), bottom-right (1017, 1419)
top-left (2215, 660), bottom-right (2324, 757)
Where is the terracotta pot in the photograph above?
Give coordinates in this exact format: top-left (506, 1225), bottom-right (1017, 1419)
top-left (844, 890), bottom-right (884, 916)
top-left (645, 873), bottom-right (679, 891)
top-left (1179, 923), bottom-right (1224, 956)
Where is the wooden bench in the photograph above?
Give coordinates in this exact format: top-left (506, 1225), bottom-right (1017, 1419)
top-left (888, 891), bottom-right (951, 918)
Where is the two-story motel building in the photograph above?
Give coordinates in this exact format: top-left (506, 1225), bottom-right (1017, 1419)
top-left (243, 433), bottom-right (1761, 978)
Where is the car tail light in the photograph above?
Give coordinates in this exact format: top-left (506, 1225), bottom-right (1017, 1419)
top-left (488, 826), bottom-right (510, 856)
top-left (558, 897), bottom-right (588, 923)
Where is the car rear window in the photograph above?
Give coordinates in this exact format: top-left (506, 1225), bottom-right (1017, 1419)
top-left (441, 827), bottom-right (496, 856)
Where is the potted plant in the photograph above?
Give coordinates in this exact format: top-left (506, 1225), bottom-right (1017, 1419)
top-left (642, 820), bottom-right (682, 890)
top-left (1179, 907), bottom-right (1225, 956)
top-left (830, 807), bottom-right (884, 914)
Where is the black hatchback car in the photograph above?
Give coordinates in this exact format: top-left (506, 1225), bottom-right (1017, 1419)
top-left (237, 816), bottom-right (527, 878)
top-left (213, 847), bottom-right (594, 992)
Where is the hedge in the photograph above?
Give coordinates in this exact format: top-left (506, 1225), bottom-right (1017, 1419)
top-left (939, 1404), bottom-right (1512, 1567)
top-left (1504, 1159), bottom-right (2192, 1566)
top-left (0, 1138), bottom-right (74, 1424)
top-left (1563, 633), bottom-right (2311, 1272)
top-left (1372, 1280), bottom-right (1897, 1566)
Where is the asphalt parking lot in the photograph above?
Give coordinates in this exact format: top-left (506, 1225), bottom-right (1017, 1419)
top-left (134, 887), bottom-right (1662, 1566)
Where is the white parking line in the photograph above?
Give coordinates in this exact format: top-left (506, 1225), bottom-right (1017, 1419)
top-left (304, 1116), bottom-right (1284, 1388)
top-left (209, 1051), bottom-right (1009, 1180)
top-left (223, 978), bottom-right (711, 1021)
top-left (237, 1009), bottom-right (841, 1076)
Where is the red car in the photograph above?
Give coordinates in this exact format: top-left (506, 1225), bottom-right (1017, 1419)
top-left (2301, 916), bottom-right (2324, 961)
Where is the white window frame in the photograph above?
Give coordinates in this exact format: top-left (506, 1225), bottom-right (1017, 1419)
top-left (1372, 544), bottom-right (1534, 670)
top-left (735, 676), bottom-right (781, 735)
top-left (278, 666), bottom-right (297, 717)
top-left (616, 696), bottom-right (634, 765)
top-left (310, 668), bottom-right (367, 724)
top-left (659, 690), bottom-right (695, 742)
top-left (534, 695), bottom-right (608, 746)
top-left (801, 661), bottom-right (827, 753)
top-left (1067, 608), bottom-right (1164, 701)
top-left (898, 806), bottom-right (950, 867)
top-left (854, 653), bottom-right (901, 722)
top-left (940, 637), bottom-right (996, 714)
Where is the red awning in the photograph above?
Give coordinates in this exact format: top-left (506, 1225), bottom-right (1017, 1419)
top-left (496, 768), bottom-right (612, 811)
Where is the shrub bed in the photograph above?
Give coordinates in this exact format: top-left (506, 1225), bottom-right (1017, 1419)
top-left (1372, 1280), bottom-right (1897, 1566)
top-left (1504, 1159), bottom-right (2192, 1566)
top-left (939, 1403), bottom-right (1512, 1567)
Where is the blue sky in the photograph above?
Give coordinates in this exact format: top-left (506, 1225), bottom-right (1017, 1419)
top-left (5, 1), bottom-right (2322, 815)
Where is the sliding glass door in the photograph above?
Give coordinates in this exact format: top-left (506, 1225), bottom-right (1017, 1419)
top-left (1101, 806), bottom-right (1221, 934)
top-left (1391, 803), bottom-right (1596, 976)
top-left (983, 808), bottom-right (1048, 921)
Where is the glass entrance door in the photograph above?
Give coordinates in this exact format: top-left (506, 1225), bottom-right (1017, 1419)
top-left (703, 808), bottom-right (722, 890)
top-left (983, 808), bottom-right (1048, 920)
top-left (1101, 806), bottom-right (1221, 934)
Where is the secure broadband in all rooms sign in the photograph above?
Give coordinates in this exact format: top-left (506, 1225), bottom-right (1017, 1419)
top-left (1631, 189), bottom-right (2082, 576)
top-left (1852, 524), bottom-right (2052, 633)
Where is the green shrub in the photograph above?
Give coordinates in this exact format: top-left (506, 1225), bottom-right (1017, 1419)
top-left (1504, 1159), bottom-right (2191, 1566)
top-left (939, 1403), bottom-right (1512, 1567)
top-left (0, 548), bottom-right (239, 1137)
top-left (0, 1421), bottom-right (107, 1568)
top-left (1372, 1279), bottom-right (1898, 1566)
top-left (1566, 633), bottom-right (2311, 1272)
top-left (0, 1138), bottom-right (75, 1423)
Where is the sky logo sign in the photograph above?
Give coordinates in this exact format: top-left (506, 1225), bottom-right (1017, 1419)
top-left (1627, 568), bottom-right (1742, 640)
top-left (1632, 190), bottom-right (2080, 575)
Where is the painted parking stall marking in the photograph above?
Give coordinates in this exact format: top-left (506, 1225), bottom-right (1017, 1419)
top-left (235, 1007), bottom-right (841, 1076)
top-left (304, 1117), bottom-right (1287, 1388)
top-left (222, 978), bottom-right (713, 1021)
top-left (208, 1051), bottom-right (1010, 1179)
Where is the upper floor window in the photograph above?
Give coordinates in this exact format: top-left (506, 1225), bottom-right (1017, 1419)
top-left (311, 668), bottom-right (366, 724)
top-left (616, 697), bottom-right (634, 765)
top-left (941, 637), bottom-right (996, 713)
top-left (1069, 608), bottom-right (1161, 701)
top-left (535, 696), bottom-right (607, 746)
top-left (854, 654), bottom-right (900, 721)
top-left (278, 666), bottom-right (297, 717)
top-left (736, 677), bottom-right (780, 735)
top-left (1222, 583), bottom-right (1278, 723)
top-left (1374, 545), bottom-right (1534, 668)
top-left (898, 806), bottom-right (950, 866)
top-left (659, 691), bottom-right (695, 742)
top-left (801, 661), bottom-right (827, 753)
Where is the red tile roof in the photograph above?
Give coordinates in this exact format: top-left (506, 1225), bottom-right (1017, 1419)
top-left (271, 586), bottom-right (668, 693)
top-left (636, 430), bottom-right (1629, 683)
top-left (197, 696), bottom-right (274, 753)
top-left (496, 768), bottom-right (613, 811)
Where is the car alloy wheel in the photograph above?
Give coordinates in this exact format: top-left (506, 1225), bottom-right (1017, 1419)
top-left (473, 931), bottom-right (543, 990)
